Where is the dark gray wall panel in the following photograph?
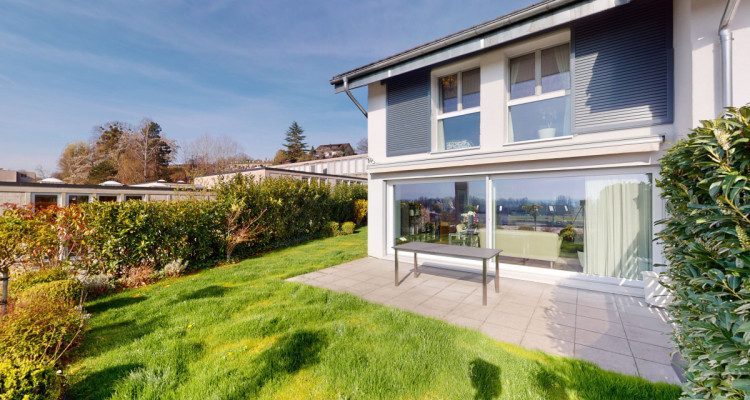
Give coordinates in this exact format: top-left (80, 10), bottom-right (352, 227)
top-left (386, 70), bottom-right (431, 156)
top-left (572, 0), bottom-right (672, 132)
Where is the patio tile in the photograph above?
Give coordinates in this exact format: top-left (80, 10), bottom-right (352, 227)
top-left (417, 305), bottom-right (453, 319)
top-left (343, 282), bottom-right (383, 296)
top-left (620, 313), bottom-right (673, 333)
top-left (576, 304), bottom-right (620, 322)
top-left (577, 297), bottom-right (617, 310)
top-left (521, 332), bottom-right (574, 357)
top-left (485, 310), bottom-right (531, 331)
top-left (393, 292), bottom-right (433, 307)
top-left (446, 303), bottom-right (494, 322)
top-left (497, 301), bottom-right (537, 318)
top-left (624, 325), bottom-right (673, 349)
top-left (574, 344), bottom-right (638, 376)
top-left (334, 277), bottom-right (361, 289)
top-left (537, 299), bottom-right (577, 315)
top-left (540, 288), bottom-right (578, 305)
top-left (436, 288), bottom-right (472, 303)
top-left (479, 322), bottom-right (525, 345)
top-left (574, 329), bottom-right (632, 356)
top-left (532, 308), bottom-right (576, 328)
top-left (617, 303), bottom-right (669, 321)
top-left (419, 278), bottom-right (455, 290)
top-left (444, 281), bottom-right (480, 294)
top-left (575, 315), bottom-right (627, 338)
top-left (420, 296), bottom-right (460, 314)
top-left (446, 314), bottom-right (484, 330)
top-left (635, 358), bottom-right (681, 384)
top-left (629, 341), bottom-right (674, 365)
top-left (525, 318), bottom-right (576, 342)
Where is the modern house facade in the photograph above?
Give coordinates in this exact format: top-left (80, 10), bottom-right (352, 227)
top-left (331, 0), bottom-right (749, 294)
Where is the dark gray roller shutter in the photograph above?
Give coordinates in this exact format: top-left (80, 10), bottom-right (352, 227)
top-left (386, 69), bottom-right (431, 156)
top-left (572, 0), bottom-right (672, 132)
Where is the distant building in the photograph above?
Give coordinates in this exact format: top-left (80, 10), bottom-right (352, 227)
top-left (0, 169), bottom-right (36, 183)
top-left (274, 154), bottom-right (368, 178)
top-left (0, 179), bottom-right (206, 209)
top-left (194, 166), bottom-right (366, 189)
top-left (312, 143), bottom-right (355, 159)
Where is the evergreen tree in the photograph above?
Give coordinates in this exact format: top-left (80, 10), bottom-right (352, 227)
top-left (282, 122), bottom-right (307, 163)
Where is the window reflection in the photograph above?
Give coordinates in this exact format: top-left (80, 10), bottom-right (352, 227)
top-left (509, 96), bottom-right (570, 142)
top-left (438, 113), bottom-right (480, 150)
top-left (395, 181), bottom-right (486, 247)
top-left (493, 174), bottom-right (652, 280)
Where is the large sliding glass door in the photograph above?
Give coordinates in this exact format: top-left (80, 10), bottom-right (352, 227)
top-left (492, 173), bottom-right (652, 280)
top-left (390, 173), bottom-right (653, 280)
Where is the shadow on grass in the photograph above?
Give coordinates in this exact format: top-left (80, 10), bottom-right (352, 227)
top-left (86, 296), bottom-right (147, 314)
top-left (68, 363), bottom-right (143, 399)
top-left (179, 285), bottom-right (230, 301)
top-left (228, 329), bottom-right (328, 398)
top-left (530, 355), bottom-right (682, 400)
top-left (469, 358), bottom-right (502, 400)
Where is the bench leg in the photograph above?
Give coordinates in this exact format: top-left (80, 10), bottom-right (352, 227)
top-left (394, 248), bottom-right (399, 286)
top-left (414, 252), bottom-right (418, 277)
top-left (482, 259), bottom-right (487, 306)
top-left (495, 255), bottom-right (500, 293)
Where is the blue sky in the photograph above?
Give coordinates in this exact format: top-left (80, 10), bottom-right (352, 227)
top-left (0, 0), bottom-right (537, 174)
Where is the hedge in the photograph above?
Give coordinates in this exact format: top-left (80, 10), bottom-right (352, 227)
top-left (657, 105), bottom-right (750, 399)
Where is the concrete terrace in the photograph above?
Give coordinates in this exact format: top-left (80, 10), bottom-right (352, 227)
top-left (287, 257), bottom-right (680, 384)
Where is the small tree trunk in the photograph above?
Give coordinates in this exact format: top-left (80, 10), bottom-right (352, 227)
top-left (1, 270), bottom-right (9, 316)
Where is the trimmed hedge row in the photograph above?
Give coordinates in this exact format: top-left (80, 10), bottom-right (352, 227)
top-left (657, 106), bottom-right (750, 399)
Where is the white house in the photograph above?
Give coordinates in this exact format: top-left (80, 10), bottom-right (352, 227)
top-left (330, 0), bottom-right (749, 295)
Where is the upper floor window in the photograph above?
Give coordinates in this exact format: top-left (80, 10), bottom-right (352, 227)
top-left (508, 43), bottom-right (571, 142)
top-left (437, 68), bottom-right (480, 151)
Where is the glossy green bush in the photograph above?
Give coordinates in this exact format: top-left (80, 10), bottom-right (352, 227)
top-left (341, 221), bottom-right (356, 235)
top-left (657, 105), bottom-right (750, 399)
top-left (214, 174), bottom-right (367, 255)
top-left (0, 359), bottom-right (61, 400)
top-left (323, 221), bottom-right (340, 237)
top-left (16, 280), bottom-right (83, 305)
top-left (10, 268), bottom-right (69, 294)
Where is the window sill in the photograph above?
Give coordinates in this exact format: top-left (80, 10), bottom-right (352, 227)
top-left (503, 135), bottom-right (573, 147)
top-left (430, 146), bottom-right (481, 155)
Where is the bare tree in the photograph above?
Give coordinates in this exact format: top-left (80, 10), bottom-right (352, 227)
top-left (356, 137), bottom-right (368, 154)
top-left (57, 141), bottom-right (93, 184)
top-left (182, 134), bottom-right (247, 176)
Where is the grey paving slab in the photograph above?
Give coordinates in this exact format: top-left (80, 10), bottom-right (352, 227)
top-left (522, 332), bottom-right (575, 357)
top-left (287, 256), bottom-right (681, 384)
top-left (575, 344), bottom-right (639, 376)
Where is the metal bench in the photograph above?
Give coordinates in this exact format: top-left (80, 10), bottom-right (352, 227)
top-left (393, 242), bottom-right (503, 305)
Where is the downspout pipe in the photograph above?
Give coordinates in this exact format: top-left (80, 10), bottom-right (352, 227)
top-left (719, 0), bottom-right (742, 108)
top-left (343, 76), bottom-right (368, 118)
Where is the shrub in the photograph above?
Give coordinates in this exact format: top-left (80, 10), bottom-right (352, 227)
top-left (323, 222), bottom-right (340, 237)
top-left (657, 105), bottom-right (750, 399)
top-left (0, 295), bottom-right (83, 362)
top-left (78, 273), bottom-right (114, 297)
top-left (10, 268), bottom-right (70, 294)
top-left (0, 358), bottom-right (62, 400)
top-left (354, 199), bottom-right (368, 225)
top-left (16, 280), bottom-right (83, 305)
top-left (161, 259), bottom-right (188, 278)
top-left (341, 222), bottom-right (356, 235)
top-left (120, 266), bottom-right (155, 288)
top-left (559, 225), bottom-right (576, 242)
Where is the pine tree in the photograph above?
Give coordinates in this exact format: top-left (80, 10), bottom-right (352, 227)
top-left (282, 122), bottom-right (307, 163)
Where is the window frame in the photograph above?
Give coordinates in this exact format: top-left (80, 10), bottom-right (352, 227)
top-left (431, 57), bottom-right (482, 153)
top-left (502, 29), bottom-right (572, 144)
top-left (507, 44), bottom-right (570, 108)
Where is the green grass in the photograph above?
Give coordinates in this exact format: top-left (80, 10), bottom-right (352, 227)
top-left (67, 227), bottom-right (680, 399)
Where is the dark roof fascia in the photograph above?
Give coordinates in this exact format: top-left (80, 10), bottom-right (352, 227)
top-left (329, 0), bottom-right (626, 91)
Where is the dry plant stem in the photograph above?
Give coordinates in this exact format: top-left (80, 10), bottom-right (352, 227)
top-left (0, 270), bottom-right (8, 316)
top-left (226, 207), bottom-right (269, 261)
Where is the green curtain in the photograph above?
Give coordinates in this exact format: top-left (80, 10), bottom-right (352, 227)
top-left (583, 176), bottom-right (652, 279)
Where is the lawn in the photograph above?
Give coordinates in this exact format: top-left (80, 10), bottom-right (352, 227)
top-left (66, 227), bottom-right (680, 399)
